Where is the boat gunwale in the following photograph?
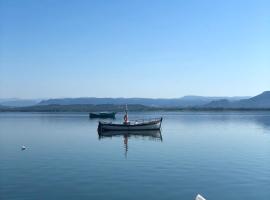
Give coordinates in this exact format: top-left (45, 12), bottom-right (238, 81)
top-left (99, 128), bottom-right (161, 132)
top-left (99, 118), bottom-right (162, 127)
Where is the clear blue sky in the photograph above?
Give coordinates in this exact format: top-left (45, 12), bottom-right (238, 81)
top-left (0, 0), bottom-right (269, 98)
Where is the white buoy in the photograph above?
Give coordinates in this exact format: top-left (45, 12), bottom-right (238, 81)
top-left (21, 146), bottom-right (26, 150)
top-left (195, 194), bottom-right (206, 200)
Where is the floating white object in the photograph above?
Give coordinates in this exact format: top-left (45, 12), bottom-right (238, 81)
top-left (21, 146), bottom-right (26, 150)
top-left (195, 194), bottom-right (206, 200)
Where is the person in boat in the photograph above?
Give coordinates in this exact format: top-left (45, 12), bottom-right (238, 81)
top-left (123, 105), bottom-right (130, 125)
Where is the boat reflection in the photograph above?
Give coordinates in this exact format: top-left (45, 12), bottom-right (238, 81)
top-left (98, 130), bottom-right (162, 158)
top-left (98, 129), bottom-right (162, 140)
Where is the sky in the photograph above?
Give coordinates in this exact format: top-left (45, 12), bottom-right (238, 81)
top-left (0, 0), bottom-right (269, 98)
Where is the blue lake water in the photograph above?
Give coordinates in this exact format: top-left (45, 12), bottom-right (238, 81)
top-left (0, 111), bottom-right (270, 200)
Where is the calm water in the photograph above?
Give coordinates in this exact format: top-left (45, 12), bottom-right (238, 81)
top-left (0, 112), bottom-right (270, 200)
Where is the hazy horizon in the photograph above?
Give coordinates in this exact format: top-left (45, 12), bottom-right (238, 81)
top-left (0, 91), bottom-right (267, 101)
top-left (1, 0), bottom-right (269, 98)
top-left (0, 94), bottom-right (259, 100)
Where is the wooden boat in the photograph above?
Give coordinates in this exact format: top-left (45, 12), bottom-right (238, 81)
top-left (98, 105), bottom-right (162, 132)
top-left (98, 118), bottom-right (162, 132)
top-left (89, 112), bottom-right (116, 119)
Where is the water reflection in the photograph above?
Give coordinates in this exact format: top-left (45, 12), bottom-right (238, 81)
top-left (164, 111), bottom-right (270, 131)
top-left (253, 115), bottom-right (270, 130)
top-left (98, 130), bottom-right (162, 157)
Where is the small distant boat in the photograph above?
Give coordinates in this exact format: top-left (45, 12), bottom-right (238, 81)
top-left (98, 105), bottom-right (162, 132)
top-left (89, 112), bottom-right (116, 119)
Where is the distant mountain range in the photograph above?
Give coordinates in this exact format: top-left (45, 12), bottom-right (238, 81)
top-left (37, 96), bottom-right (249, 107)
top-left (0, 104), bottom-right (151, 112)
top-left (0, 98), bottom-right (42, 107)
top-left (0, 91), bottom-right (269, 111)
top-left (1, 96), bottom-right (247, 107)
top-left (203, 91), bottom-right (270, 109)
